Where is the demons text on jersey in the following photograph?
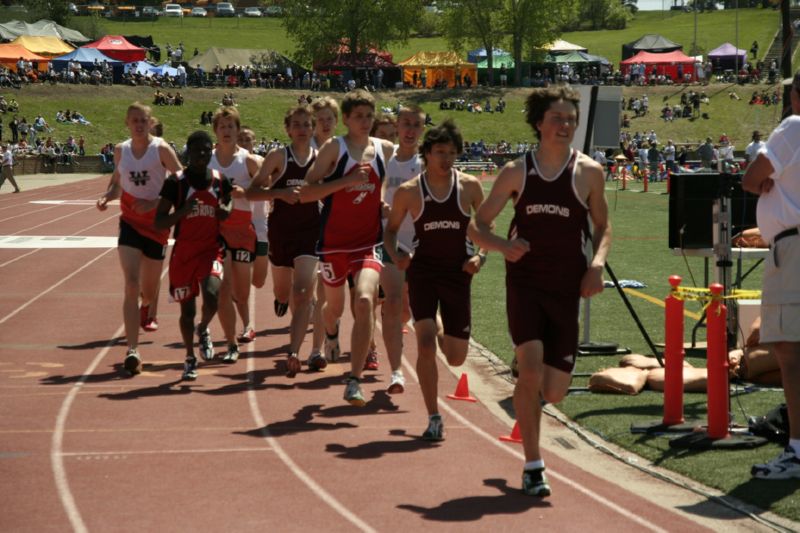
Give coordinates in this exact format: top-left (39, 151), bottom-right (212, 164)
top-left (525, 203), bottom-right (570, 217)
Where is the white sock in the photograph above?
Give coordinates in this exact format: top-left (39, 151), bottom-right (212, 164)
top-left (524, 459), bottom-right (544, 471)
top-left (789, 439), bottom-right (800, 456)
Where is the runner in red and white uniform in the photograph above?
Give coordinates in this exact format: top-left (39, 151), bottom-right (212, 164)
top-left (380, 105), bottom-right (425, 394)
top-left (385, 119), bottom-right (486, 441)
top-left (244, 105), bottom-right (319, 376)
top-left (155, 130), bottom-right (234, 381)
top-left (209, 107), bottom-right (262, 364)
top-left (472, 85), bottom-right (611, 497)
top-left (95, 102), bottom-right (182, 376)
top-left (301, 90), bottom-right (394, 407)
top-left (237, 126), bottom-right (268, 291)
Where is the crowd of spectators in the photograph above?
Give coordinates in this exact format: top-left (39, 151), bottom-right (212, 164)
top-left (438, 97), bottom-right (506, 113)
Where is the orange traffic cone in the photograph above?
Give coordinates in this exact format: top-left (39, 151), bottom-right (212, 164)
top-left (499, 421), bottom-right (522, 443)
top-left (446, 372), bottom-right (477, 402)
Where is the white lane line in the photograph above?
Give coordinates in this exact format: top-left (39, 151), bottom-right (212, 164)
top-left (0, 248), bottom-right (39, 268)
top-left (60, 447), bottom-right (273, 457)
top-left (0, 247), bottom-right (115, 325)
top-left (31, 200), bottom-right (119, 206)
top-left (51, 329), bottom-right (122, 533)
top-left (244, 305), bottom-right (376, 533)
top-left (0, 236), bottom-right (119, 249)
top-left (2, 205), bottom-right (98, 233)
top-left (398, 325), bottom-right (668, 533)
top-left (50, 264), bottom-right (170, 533)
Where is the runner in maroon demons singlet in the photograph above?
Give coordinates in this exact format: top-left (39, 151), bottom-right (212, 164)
top-left (268, 146), bottom-right (320, 267)
top-left (408, 170), bottom-right (474, 338)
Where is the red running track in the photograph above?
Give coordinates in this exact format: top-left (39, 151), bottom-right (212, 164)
top-left (1, 178), bottom-right (715, 532)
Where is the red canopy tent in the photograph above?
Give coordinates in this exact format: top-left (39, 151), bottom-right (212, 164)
top-left (84, 35), bottom-right (146, 63)
top-left (620, 50), bottom-right (695, 82)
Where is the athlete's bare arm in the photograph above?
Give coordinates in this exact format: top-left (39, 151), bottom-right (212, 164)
top-left (300, 138), bottom-right (368, 202)
top-left (384, 178), bottom-right (421, 271)
top-left (578, 156), bottom-right (611, 298)
top-left (459, 172), bottom-right (487, 275)
top-left (241, 147), bottom-right (299, 203)
top-left (96, 144), bottom-right (124, 211)
top-left (470, 159), bottom-right (530, 262)
top-left (154, 184), bottom-right (195, 230)
top-left (158, 141), bottom-right (183, 175)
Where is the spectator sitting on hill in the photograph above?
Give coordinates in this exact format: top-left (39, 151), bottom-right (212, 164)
top-left (99, 142), bottom-right (114, 168)
top-left (71, 111), bottom-right (90, 125)
top-left (55, 110), bottom-right (66, 123)
top-left (174, 91), bottom-right (184, 106)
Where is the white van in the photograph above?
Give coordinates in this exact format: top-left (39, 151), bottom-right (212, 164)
top-left (163, 4), bottom-right (183, 17)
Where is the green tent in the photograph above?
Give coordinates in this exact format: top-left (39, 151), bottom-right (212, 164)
top-left (477, 54), bottom-right (514, 69)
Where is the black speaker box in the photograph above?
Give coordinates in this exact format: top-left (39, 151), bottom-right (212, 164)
top-left (668, 173), bottom-right (759, 249)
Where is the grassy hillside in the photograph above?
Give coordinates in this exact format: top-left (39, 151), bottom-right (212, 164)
top-left (91, 8), bottom-right (779, 67)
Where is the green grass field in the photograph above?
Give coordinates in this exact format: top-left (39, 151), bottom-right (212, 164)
top-left (9, 6), bottom-right (798, 522)
top-left (92, 9), bottom-right (780, 67)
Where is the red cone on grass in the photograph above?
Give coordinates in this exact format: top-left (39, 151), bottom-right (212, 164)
top-left (499, 421), bottom-right (522, 443)
top-left (446, 372), bottom-right (477, 402)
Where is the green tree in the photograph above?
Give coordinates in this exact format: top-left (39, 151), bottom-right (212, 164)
top-left (281, 0), bottom-right (423, 65)
top-left (503, 0), bottom-right (577, 85)
top-left (440, 0), bottom-right (505, 85)
top-left (26, 0), bottom-right (71, 25)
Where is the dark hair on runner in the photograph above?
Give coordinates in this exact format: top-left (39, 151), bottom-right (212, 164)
top-left (187, 130), bottom-right (212, 149)
top-left (284, 104), bottom-right (313, 128)
top-left (525, 84), bottom-right (580, 140)
top-left (341, 89), bottom-right (375, 116)
top-left (419, 119), bottom-right (463, 164)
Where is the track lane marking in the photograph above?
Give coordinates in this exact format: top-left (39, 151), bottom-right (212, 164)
top-left (244, 304), bottom-right (377, 533)
top-left (394, 322), bottom-right (669, 533)
top-left (0, 248), bottom-right (115, 325)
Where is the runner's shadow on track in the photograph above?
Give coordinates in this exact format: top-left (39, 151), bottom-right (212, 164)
top-left (97, 380), bottom-right (195, 400)
top-left (236, 404), bottom-right (358, 438)
top-left (398, 478), bottom-right (548, 521)
top-left (318, 389), bottom-right (405, 417)
top-left (40, 361), bottom-right (151, 384)
top-left (326, 429), bottom-right (440, 459)
top-left (58, 337), bottom-right (137, 351)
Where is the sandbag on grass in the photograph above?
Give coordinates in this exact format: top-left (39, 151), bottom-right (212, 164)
top-left (588, 367), bottom-right (648, 395)
top-left (647, 366), bottom-right (707, 392)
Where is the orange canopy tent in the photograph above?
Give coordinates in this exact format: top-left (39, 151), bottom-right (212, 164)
top-left (11, 35), bottom-right (73, 57)
top-left (398, 51), bottom-right (476, 88)
top-left (0, 43), bottom-right (49, 72)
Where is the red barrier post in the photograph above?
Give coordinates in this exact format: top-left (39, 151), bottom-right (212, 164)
top-left (643, 170), bottom-right (649, 193)
top-left (706, 283), bottom-right (729, 439)
top-left (621, 167), bottom-right (627, 190)
top-left (663, 275), bottom-right (685, 426)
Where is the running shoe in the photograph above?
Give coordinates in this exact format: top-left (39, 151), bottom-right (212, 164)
top-left (325, 333), bottom-right (340, 363)
top-left (274, 299), bottom-right (289, 317)
top-left (139, 305), bottom-right (158, 332)
top-left (222, 343), bottom-right (240, 364)
top-left (182, 356), bottom-right (198, 381)
top-left (343, 377), bottom-right (366, 407)
top-left (197, 327), bottom-right (214, 361)
top-left (307, 351), bottom-right (328, 372)
top-left (363, 349), bottom-right (379, 371)
top-left (522, 468), bottom-right (551, 497)
top-left (751, 447), bottom-right (800, 480)
top-left (422, 414), bottom-right (444, 441)
top-left (286, 353), bottom-right (301, 377)
top-left (238, 327), bottom-right (256, 343)
top-left (123, 348), bottom-right (142, 376)
top-left (387, 370), bottom-right (405, 394)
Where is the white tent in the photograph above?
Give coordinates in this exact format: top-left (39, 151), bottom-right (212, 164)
top-left (545, 39), bottom-right (588, 53)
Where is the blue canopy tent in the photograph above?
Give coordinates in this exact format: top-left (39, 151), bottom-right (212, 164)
top-left (51, 47), bottom-right (124, 82)
top-left (466, 47), bottom-right (509, 64)
top-left (126, 61), bottom-right (179, 78)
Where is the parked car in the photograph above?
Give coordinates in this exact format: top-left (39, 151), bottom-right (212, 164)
top-left (191, 6), bottom-right (207, 17)
top-left (215, 2), bottom-right (235, 16)
top-left (263, 5), bottom-right (283, 16)
top-left (243, 6), bottom-right (262, 17)
top-left (163, 3), bottom-right (183, 16)
top-left (141, 5), bottom-right (159, 16)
